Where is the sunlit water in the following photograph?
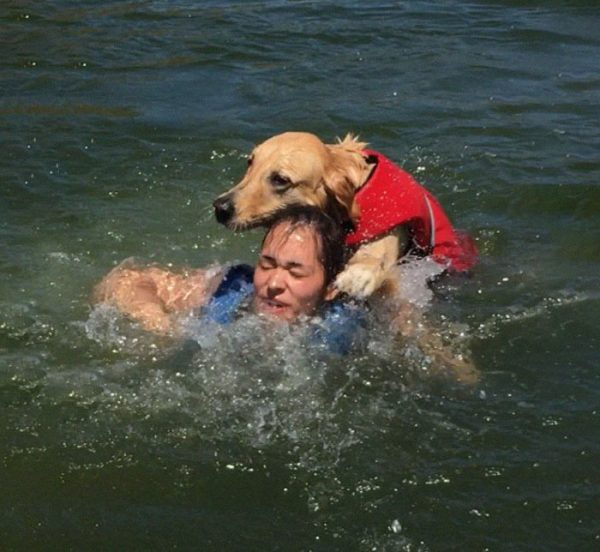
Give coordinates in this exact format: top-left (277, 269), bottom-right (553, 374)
top-left (2, 1), bottom-right (599, 550)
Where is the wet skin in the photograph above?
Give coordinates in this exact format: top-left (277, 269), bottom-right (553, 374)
top-left (253, 222), bottom-right (336, 321)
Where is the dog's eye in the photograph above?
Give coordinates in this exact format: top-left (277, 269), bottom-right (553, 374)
top-left (269, 172), bottom-right (292, 191)
top-left (247, 155), bottom-right (254, 167)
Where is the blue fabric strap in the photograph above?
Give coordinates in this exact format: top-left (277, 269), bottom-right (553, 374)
top-left (202, 264), bottom-right (254, 325)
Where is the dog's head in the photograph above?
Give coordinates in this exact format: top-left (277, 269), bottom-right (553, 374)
top-left (213, 132), bottom-right (370, 231)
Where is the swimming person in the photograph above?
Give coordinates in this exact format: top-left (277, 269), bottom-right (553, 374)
top-left (94, 205), bottom-right (366, 354)
top-left (94, 204), bottom-right (477, 376)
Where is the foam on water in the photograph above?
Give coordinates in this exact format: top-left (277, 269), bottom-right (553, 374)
top-left (74, 256), bottom-right (482, 512)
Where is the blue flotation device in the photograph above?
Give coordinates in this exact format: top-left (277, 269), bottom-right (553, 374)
top-left (201, 264), bottom-right (367, 355)
top-left (202, 264), bottom-right (255, 325)
top-left (310, 299), bottom-right (367, 356)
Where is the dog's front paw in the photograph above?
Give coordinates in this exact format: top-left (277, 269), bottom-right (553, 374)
top-left (335, 264), bottom-right (381, 299)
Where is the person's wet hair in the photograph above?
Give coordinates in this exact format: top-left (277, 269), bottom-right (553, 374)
top-left (263, 205), bottom-right (349, 286)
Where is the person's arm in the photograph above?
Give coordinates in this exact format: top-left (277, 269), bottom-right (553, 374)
top-left (391, 302), bottom-right (479, 385)
top-left (93, 264), bottom-right (223, 334)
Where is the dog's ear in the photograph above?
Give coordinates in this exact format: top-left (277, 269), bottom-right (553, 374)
top-left (323, 187), bottom-right (356, 233)
top-left (322, 137), bottom-right (370, 225)
top-left (321, 171), bottom-right (361, 227)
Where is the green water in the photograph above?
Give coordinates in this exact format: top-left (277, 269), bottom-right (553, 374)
top-left (1, 1), bottom-right (599, 550)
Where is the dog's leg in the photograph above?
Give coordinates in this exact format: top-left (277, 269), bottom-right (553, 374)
top-left (335, 227), bottom-right (408, 298)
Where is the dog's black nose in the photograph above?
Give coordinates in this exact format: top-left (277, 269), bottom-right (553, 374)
top-left (213, 195), bottom-right (234, 225)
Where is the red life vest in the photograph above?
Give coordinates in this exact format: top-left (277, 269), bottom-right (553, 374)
top-left (344, 150), bottom-right (478, 272)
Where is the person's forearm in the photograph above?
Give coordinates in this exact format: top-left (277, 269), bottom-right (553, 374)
top-left (93, 266), bottom-right (223, 335)
top-left (94, 268), bottom-right (172, 333)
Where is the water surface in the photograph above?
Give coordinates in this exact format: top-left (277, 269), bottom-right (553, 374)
top-left (1, 1), bottom-right (599, 550)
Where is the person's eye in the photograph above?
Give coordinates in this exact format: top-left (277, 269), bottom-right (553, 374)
top-left (259, 258), bottom-right (275, 270)
top-left (269, 172), bottom-right (292, 191)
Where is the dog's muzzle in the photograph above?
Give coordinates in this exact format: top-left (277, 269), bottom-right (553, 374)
top-left (213, 195), bottom-right (235, 225)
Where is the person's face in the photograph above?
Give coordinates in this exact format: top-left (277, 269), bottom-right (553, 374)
top-left (253, 221), bottom-right (335, 321)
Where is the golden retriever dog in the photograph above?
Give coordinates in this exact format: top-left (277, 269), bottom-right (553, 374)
top-left (213, 131), bottom-right (477, 300)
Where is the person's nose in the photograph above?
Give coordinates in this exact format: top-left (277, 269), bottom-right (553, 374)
top-left (266, 269), bottom-right (285, 296)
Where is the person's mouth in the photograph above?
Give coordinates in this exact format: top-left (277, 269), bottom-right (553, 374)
top-left (254, 296), bottom-right (291, 318)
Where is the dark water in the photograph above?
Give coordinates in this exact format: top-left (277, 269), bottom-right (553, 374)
top-left (2, 1), bottom-right (599, 550)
